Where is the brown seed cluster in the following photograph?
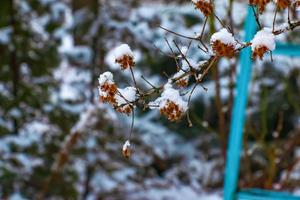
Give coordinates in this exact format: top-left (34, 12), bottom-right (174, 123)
top-left (211, 40), bottom-right (236, 58)
top-left (115, 55), bottom-right (135, 70)
top-left (122, 146), bottom-right (131, 158)
top-left (276, 0), bottom-right (290, 9)
top-left (193, 0), bottom-right (213, 16)
top-left (252, 45), bottom-right (269, 60)
top-left (99, 82), bottom-right (117, 104)
top-left (99, 81), bottom-right (134, 115)
top-left (116, 104), bottom-right (133, 115)
top-left (175, 77), bottom-right (189, 88)
top-left (160, 100), bottom-right (184, 121)
top-left (249, 0), bottom-right (271, 13)
top-left (122, 140), bottom-right (131, 158)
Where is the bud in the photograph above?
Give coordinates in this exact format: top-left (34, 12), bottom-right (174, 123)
top-left (122, 140), bottom-right (131, 158)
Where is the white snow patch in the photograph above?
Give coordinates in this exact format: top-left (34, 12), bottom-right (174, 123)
top-left (122, 140), bottom-right (131, 151)
top-left (191, 0), bottom-right (210, 4)
top-left (0, 27), bottom-right (12, 44)
top-left (251, 28), bottom-right (276, 51)
top-left (115, 87), bottom-right (137, 106)
top-left (112, 44), bottom-right (134, 61)
top-left (210, 28), bottom-right (237, 47)
top-left (98, 71), bottom-right (114, 85)
top-left (149, 83), bottom-right (188, 112)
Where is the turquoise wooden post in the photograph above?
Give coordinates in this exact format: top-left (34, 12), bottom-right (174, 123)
top-left (224, 6), bottom-right (300, 200)
top-left (224, 6), bottom-right (257, 200)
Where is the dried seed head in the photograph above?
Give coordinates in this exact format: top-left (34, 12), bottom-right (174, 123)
top-left (115, 55), bottom-right (135, 70)
top-left (160, 100), bottom-right (184, 121)
top-left (192, 0), bottom-right (213, 16)
top-left (211, 40), bottom-right (236, 58)
top-left (149, 83), bottom-right (188, 122)
top-left (99, 83), bottom-right (117, 104)
top-left (122, 140), bottom-right (131, 158)
top-left (275, 0), bottom-right (291, 9)
top-left (116, 104), bottom-right (133, 115)
top-left (210, 28), bottom-right (237, 58)
top-left (249, 0), bottom-right (271, 13)
top-left (251, 28), bottom-right (275, 60)
top-left (252, 45), bottom-right (270, 60)
top-left (173, 70), bottom-right (189, 88)
top-left (113, 44), bottom-right (135, 70)
top-left (98, 72), bottom-right (118, 105)
top-left (176, 79), bottom-right (189, 88)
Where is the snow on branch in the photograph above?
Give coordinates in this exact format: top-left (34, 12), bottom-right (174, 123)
top-left (94, 1), bottom-right (300, 158)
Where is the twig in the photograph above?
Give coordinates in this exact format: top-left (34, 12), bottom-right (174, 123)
top-left (159, 26), bottom-right (198, 41)
top-left (141, 75), bottom-right (158, 89)
top-left (272, 6), bottom-right (279, 32)
top-left (129, 108), bottom-right (135, 140)
top-left (251, 6), bottom-right (262, 30)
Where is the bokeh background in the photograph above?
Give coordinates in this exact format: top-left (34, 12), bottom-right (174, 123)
top-left (0, 0), bottom-right (300, 199)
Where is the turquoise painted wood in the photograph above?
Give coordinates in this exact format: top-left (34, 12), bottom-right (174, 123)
top-left (274, 43), bottom-right (300, 56)
top-left (224, 6), bottom-right (257, 200)
top-left (238, 189), bottom-right (300, 200)
top-left (224, 6), bottom-right (300, 200)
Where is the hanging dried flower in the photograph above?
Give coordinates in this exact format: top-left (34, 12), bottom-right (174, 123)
top-left (98, 72), bottom-right (117, 104)
top-left (251, 28), bottom-right (276, 60)
top-left (149, 83), bottom-right (188, 121)
top-left (116, 105), bottom-right (133, 115)
top-left (252, 46), bottom-right (270, 59)
top-left (160, 100), bottom-right (185, 121)
top-left (210, 28), bottom-right (237, 58)
top-left (191, 0), bottom-right (213, 16)
top-left (122, 140), bottom-right (131, 158)
top-left (113, 44), bottom-right (135, 70)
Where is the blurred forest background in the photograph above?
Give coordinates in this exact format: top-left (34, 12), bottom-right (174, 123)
top-left (0, 0), bottom-right (300, 199)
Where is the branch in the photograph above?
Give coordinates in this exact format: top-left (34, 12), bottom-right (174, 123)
top-left (273, 20), bottom-right (300, 35)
